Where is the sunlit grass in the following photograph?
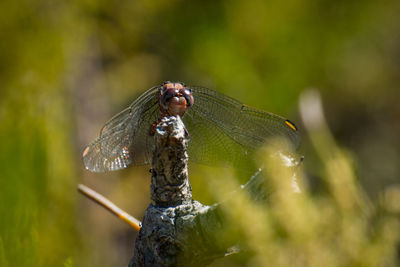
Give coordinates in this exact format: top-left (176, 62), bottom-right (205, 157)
top-left (209, 142), bottom-right (399, 266)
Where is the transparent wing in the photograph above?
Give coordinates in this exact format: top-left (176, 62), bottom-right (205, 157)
top-left (183, 86), bottom-right (300, 167)
top-left (82, 84), bottom-right (301, 172)
top-left (82, 86), bottom-right (160, 172)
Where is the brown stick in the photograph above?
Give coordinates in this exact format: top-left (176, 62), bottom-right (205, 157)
top-left (78, 184), bottom-right (141, 231)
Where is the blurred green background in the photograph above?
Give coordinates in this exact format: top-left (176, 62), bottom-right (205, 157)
top-left (1, 0), bottom-right (399, 266)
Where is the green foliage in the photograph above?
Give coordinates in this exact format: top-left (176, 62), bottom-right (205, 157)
top-left (63, 257), bottom-right (74, 267)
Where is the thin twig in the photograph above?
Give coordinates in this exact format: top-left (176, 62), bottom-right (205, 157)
top-left (78, 184), bottom-right (141, 231)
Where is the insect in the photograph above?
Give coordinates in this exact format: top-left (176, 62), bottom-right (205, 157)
top-left (82, 81), bottom-right (300, 172)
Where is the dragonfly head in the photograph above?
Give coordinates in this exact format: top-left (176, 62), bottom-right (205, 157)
top-left (159, 82), bottom-right (194, 117)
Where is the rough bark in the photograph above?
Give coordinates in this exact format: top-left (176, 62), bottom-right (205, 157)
top-left (130, 116), bottom-right (228, 267)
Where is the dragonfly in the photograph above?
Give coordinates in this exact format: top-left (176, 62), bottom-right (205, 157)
top-left (82, 82), bottom-right (300, 172)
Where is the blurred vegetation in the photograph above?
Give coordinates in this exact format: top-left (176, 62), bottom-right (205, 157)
top-left (210, 118), bottom-right (400, 267)
top-left (0, 0), bottom-right (399, 266)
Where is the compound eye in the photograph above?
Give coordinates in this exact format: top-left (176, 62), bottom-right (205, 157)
top-left (182, 89), bottom-right (194, 107)
top-left (162, 93), bottom-right (173, 103)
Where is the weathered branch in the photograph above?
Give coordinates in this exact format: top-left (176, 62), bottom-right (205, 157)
top-left (130, 116), bottom-right (230, 267)
top-left (149, 116), bottom-right (192, 206)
